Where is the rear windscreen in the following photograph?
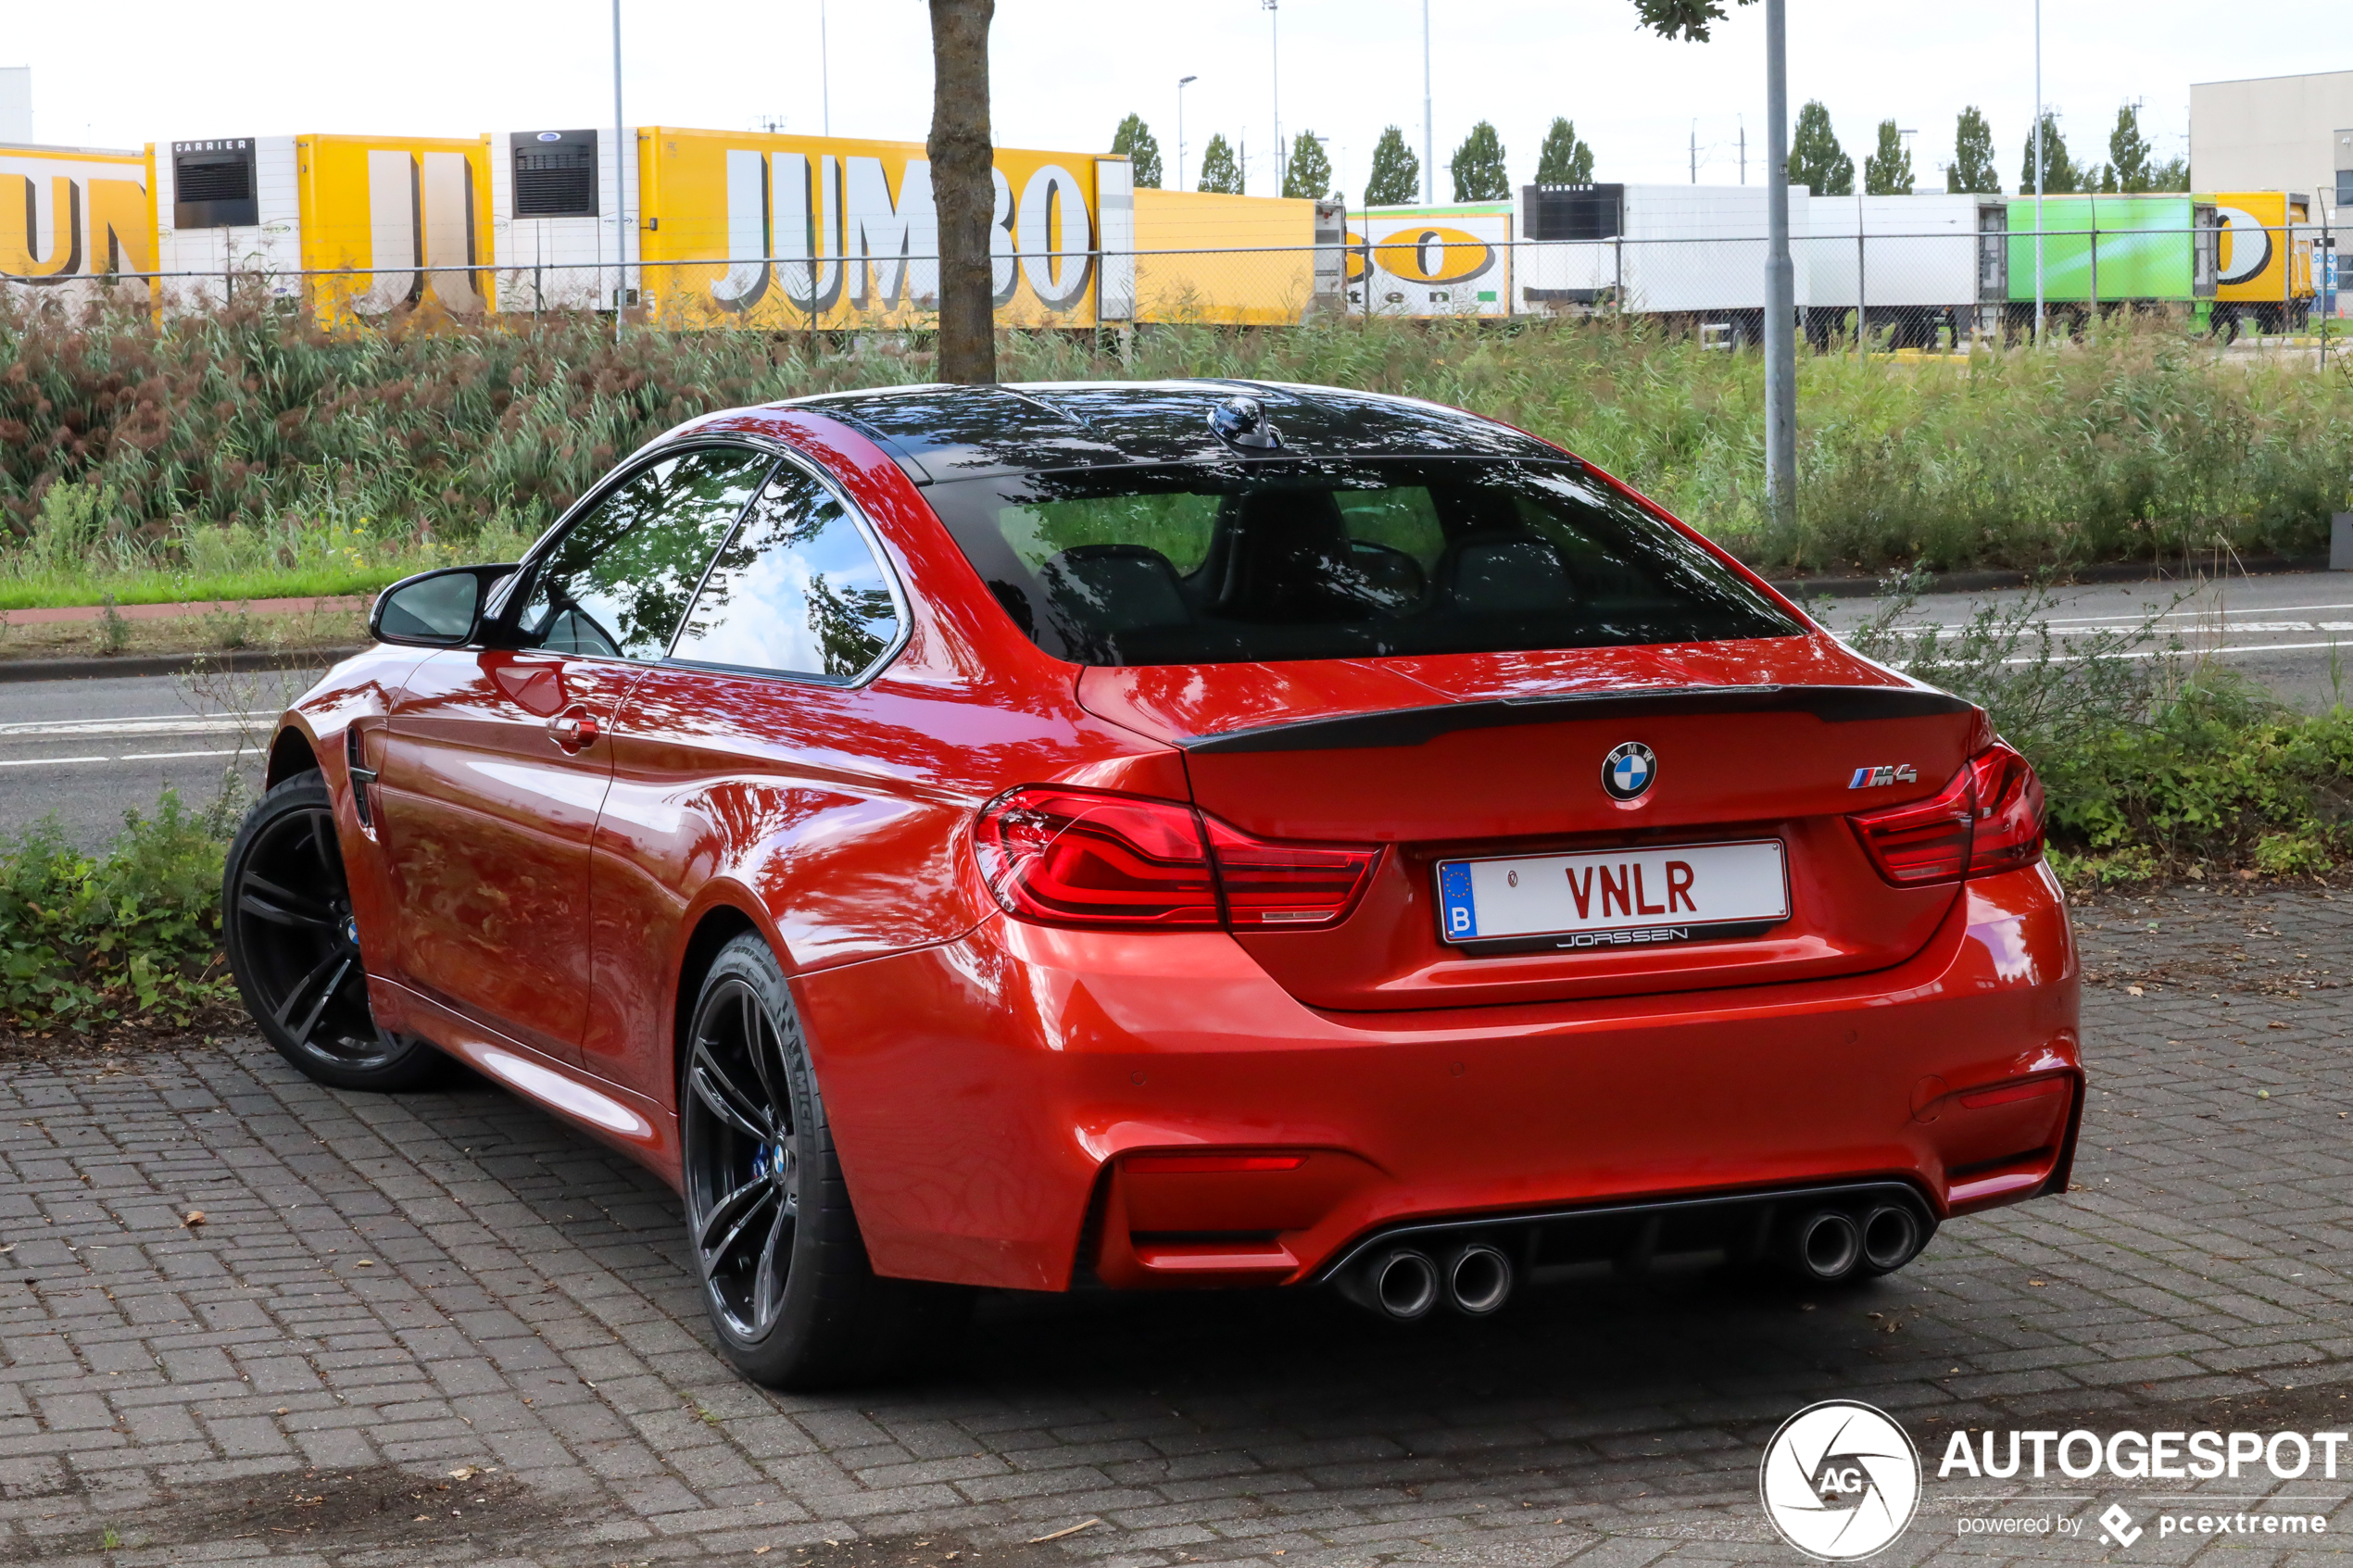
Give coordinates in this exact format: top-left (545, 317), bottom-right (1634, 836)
top-left (924, 459), bottom-right (1800, 666)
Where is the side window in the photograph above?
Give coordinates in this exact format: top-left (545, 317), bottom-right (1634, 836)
top-left (512, 447), bottom-right (774, 660)
top-left (669, 468), bottom-right (903, 680)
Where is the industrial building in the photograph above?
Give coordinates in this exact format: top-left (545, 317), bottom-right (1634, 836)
top-left (2190, 69), bottom-right (2352, 207)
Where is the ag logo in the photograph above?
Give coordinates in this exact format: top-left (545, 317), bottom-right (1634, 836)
top-left (1758, 1399), bottom-right (1921, 1560)
top-left (1601, 741), bottom-right (1655, 801)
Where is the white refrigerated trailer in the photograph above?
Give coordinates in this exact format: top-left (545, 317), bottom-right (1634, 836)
top-left (1516, 183), bottom-right (2000, 345)
top-left (1799, 192), bottom-right (2001, 345)
top-left (1515, 184), bottom-right (1813, 328)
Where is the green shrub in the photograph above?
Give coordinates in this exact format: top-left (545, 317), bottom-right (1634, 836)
top-left (2041, 690), bottom-right (2353, 874)
top-left (0, 790), bottom-right (232, 1031)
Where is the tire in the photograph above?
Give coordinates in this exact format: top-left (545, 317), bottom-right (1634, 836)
top-left (222, 771), bottom-right (442, 1091)
top-left (680, 934), bottom-right (970, 1389)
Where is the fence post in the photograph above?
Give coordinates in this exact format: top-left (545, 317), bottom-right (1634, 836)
top-left (2087, 226), bottom-right (2097, 332)
top-left (1614, 233), bottom-right (1623, 317)
top-left (1856, 221), bottom-right (1866, 359)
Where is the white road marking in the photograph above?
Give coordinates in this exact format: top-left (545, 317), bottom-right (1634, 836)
top-left (0, 715), bottom-right (271, 739)
top-left (0, 755), bottom-right (110, 768)
top-left (119, 747), bottom-right (247, 760)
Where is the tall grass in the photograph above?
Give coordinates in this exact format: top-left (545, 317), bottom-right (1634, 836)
top-left (5, 291), bottom-right (2350, 605)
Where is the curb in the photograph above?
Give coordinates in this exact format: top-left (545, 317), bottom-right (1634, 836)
top-left (1768, 556), bottom-right (2334, 601)
top-left (0, 646), bottom-right (363, 684)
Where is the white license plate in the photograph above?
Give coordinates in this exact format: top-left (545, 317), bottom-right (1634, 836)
top-left (1434, 839), bottom-right (1789, 948)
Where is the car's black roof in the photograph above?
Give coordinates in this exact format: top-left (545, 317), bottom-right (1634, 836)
top-left (781, 379), bottom-right (1562, 484)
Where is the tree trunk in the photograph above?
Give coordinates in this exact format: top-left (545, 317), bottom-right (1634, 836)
top-left (927, 0), bottom-right (997, 384)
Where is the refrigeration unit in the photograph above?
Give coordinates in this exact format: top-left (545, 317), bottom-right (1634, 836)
top-left (490, 127), bottom-right (640, 313)
top-left (155, 136), bottom-right (302, 307)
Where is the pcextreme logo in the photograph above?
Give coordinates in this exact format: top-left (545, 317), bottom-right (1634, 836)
top-left (1758, 1400), bottom-right (1923, 1560)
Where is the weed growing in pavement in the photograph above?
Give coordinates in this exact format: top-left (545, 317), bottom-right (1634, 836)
top-left (88, 593), bottom-right (129, 655)
top-left (200, 599), bottom-right (253, 650)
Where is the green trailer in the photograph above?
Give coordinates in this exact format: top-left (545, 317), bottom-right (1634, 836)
top-left (1986, 194), bottom-right (2220, 321)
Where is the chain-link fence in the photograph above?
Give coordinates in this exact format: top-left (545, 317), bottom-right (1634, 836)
top-left (6, 229), bottom-right (2342, 348)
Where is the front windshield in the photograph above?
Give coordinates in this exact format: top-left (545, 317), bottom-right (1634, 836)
top-left (922, 458), bottom-right (1799, 667)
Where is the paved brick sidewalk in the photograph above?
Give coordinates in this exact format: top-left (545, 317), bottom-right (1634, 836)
top-left (1, 884), bottom-right (2347, 1566)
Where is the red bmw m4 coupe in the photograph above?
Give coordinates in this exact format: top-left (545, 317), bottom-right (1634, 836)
top-left (225, 381), bottom-right (2081, 1386)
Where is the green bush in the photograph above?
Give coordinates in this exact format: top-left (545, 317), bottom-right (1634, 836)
top-left (0, 789), bottom-right (233, 1031)
top-left (2043, 689), bottom-right (2353, 879)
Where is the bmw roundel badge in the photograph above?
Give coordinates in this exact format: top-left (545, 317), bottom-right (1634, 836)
top-left (1602, 741), bottom-right (1656, 801)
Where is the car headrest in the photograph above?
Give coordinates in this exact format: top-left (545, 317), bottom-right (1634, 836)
top-left (1039, 544), bottom-right (1191, 633)
top-left (1439, 533), bottom-right (1575, 615)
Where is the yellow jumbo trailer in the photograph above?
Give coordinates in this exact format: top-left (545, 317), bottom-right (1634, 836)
top-left (634, 126), bottom-right (1133, 331)
top-left (0, 141), bottom-right (154, 299)
top-left (151, 132), bottom-right (497, 321)
top-left (1131, 188), bottom-right (1320, 323)
top-left (2210, 190), bottom-right (2316, 332)
top-left (5, 122), bottom-right (1335, 332)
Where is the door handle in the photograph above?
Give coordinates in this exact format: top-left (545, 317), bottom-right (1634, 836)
top-left (549, 709), bottom-right (601, 752)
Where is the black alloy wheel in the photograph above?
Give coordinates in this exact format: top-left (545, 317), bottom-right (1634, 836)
top-left (680, 934), bottom-right (970, 1388)
top-left (686, 970), bottom-right (805, 1342)
top-left (222, 772), bottom-right (442, 1090)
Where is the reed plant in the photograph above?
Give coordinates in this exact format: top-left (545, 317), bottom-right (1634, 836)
top-left (5, 292), bottom-right (2349, 608)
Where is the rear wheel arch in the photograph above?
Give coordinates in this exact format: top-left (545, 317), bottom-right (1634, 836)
top-left (673, 899), bottom-right (774, 1088)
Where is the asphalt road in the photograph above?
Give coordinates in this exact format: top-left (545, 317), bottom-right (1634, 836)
top-left (3, 571), bottom-right (2349, 851)
top-left (0, 666), bottom-right (326, 850)
top-left (1810, 568), bottom-right (2353, 712)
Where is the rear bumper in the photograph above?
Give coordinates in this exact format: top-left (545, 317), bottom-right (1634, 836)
top-left (795, 862), bottom-right (2081, 1293)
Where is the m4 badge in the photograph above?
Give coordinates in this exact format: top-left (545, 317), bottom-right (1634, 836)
top-left (1848, 764), bottom-right (1919, 789)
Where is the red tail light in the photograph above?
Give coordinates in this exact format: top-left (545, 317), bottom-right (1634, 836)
top-left (1964, 743), bottom-right (2047, 876)
top-left (1849, 741), bottom-right (2045, 886)
top-left (1202, 816), bottom-right (1380, 927)
top-left (975, 787), bottom-right (1378, 932)
top-left (975, 787), bottom-right (1221, 927)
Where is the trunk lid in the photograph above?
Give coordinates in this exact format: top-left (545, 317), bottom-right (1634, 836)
top-left (1078, 637), bottom-right (1983, 1011)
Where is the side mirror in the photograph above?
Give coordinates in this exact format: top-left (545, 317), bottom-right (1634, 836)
top-left (370, 564), bottom-right (519, 648)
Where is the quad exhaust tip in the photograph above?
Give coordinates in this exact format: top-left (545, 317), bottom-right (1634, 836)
top-left (1372, 1248), bottom-right (1441, 1319)
top-left (1793, 1210), bottom-right (1862, 1282)
top-left (1861, 1203), bottom-right (1924, 1273)
top-left (1447, 1243), bottom-right (1514, 1316)
top-left (1333, 1189), bottom-right (1932, 1316)
top-left (1788, 1202), bottom-right (1928, 1281)
top-left (1342, 1243), bottom-right (1516, 1320)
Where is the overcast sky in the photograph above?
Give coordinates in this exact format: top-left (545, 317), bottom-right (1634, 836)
top-left (11, 1), bottom-right (2345, 195)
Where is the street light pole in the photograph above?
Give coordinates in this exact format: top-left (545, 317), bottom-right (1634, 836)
top-left (820, 0), bottom-right (831, 136)
top-left (611, 0), bottom-right (624, 343)
top-left (1763, 0), bottom-right (1795, 533)
top-left (1421, 0), bottom-right (1433, 205)
top-left (1177, 75), bottom-right (1197, 191)
top-left (2033, 0), bottom-right (2045, 343)
top-left (1264, 0), bottom-right (1281, 196)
